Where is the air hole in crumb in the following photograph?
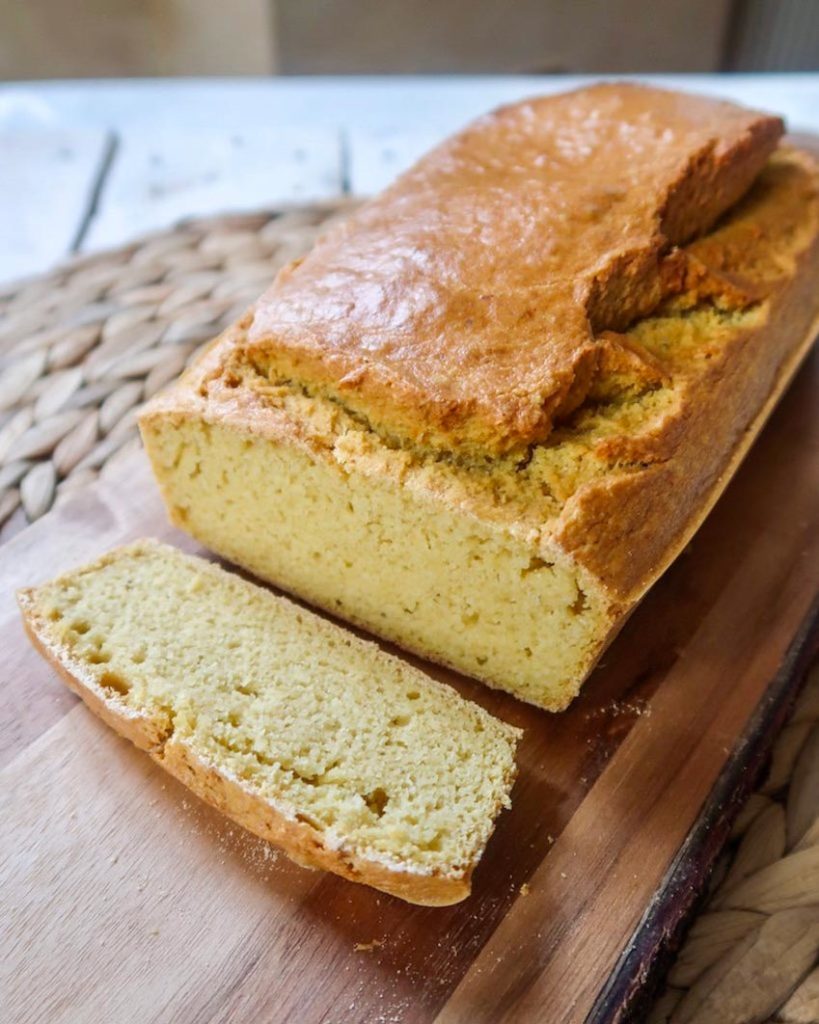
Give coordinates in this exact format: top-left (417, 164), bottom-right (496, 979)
top-left (390, 714), bottom-right (410, 728)
top-left (48, 608), bottom-right (63, 622)
top-left (71, 620), bottom-right (90, 635)
top-left (524, 646), bottom-right (533, 658)
top-left (236, 683), bottom-right (258, 697)
top-left (521, 556), bottom-right (555, 576)
top-left (88, 650), bottom-right (111, 665)
top-left (406, 691), bottom-right (420, 701)
top-left (569, 588), bottom-right (589, 615)
top-left (99, 671), bottom-right (129, 697)
top-left (364, 787), bottom-right (389, 817)
top-left (420, 833), bottom-right (443, 852)
top-left (131, 649), bottom-right (146, 664)
top-left (227, 711), bottom-right (242, 728)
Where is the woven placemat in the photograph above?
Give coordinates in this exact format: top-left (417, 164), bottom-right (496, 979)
top-left (649, 663), bottom-right (819, 1024)
top-left (1, 206), bottom-right (817, 1024)
top-left (0, 200), bottom-right (357, 542)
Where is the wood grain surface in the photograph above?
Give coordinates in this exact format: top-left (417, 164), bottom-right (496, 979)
top-left (2, 349), bottom-right (818, 1024)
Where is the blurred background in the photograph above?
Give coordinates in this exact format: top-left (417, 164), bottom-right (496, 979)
top-left (2, 0), bottom-right (818, 284)
top-left (1, 0), bottom-right (818, 79)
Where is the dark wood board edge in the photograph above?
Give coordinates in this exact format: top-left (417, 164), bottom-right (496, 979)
top-left (588, 592), bottom-right (819, 1024)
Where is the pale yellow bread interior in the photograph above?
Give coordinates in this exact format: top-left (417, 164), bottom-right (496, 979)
top-left (18, 539), bottom-right (520, 906)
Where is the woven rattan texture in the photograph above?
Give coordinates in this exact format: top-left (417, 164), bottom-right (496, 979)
top-left (649, 665), bottom-right (819, 1023)
top-left (1, 207), bottom-right (817, 1024)
top-left (0, 202), bottom-right (356, 542)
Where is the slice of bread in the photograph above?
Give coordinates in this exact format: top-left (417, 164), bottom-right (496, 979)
top-left (18, 539), bottom-right (520, 905)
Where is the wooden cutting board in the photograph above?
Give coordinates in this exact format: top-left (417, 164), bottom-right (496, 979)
top-left (3, 349), bottom-right (819, 1024)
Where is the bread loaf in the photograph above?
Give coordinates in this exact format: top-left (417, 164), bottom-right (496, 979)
top-left (18, 540), bottom-right (520, 905)
top-left (140, 84), bottom-right (819, 710)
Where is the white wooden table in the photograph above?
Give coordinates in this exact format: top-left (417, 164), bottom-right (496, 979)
top-left (2, 74), bottom-right (819, 284)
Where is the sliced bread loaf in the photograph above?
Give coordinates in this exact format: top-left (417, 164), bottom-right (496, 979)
top-left (18, 539), bottom-right (520, 905)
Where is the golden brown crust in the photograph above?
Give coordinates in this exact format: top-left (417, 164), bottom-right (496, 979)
top-left (553, 147), bottom-right (819, 601)
top-left (142, 140), bottom-right (819, 623)
top-left (140, 101), bottom-right (819, 707)
top-left (246, 83), bottom-right (782, 457)
top-left (17, 592), bottom-right (475, 907)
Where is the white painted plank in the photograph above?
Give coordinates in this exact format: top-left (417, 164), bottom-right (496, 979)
top-left (82, 127), bottom-right (342, 252)
top-left (347, 128), bottom-right (446, 194)
top-left (0, 129), bottom-right (110, 284)
top-left (2, 75), bottom-right (819, 136)
top-left (4, 76), bottom-right (819, 274)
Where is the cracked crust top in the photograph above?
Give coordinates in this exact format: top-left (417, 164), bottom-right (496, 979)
top-left (143, 144), bottom-right (819, 606)
top-left (246, 83), bottom-right (782, 458)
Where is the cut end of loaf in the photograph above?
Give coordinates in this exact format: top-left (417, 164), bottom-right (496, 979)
top-left (141, 407), bottom-right (617, 711)
top-left (18, 539), bottom-right (520, 905)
